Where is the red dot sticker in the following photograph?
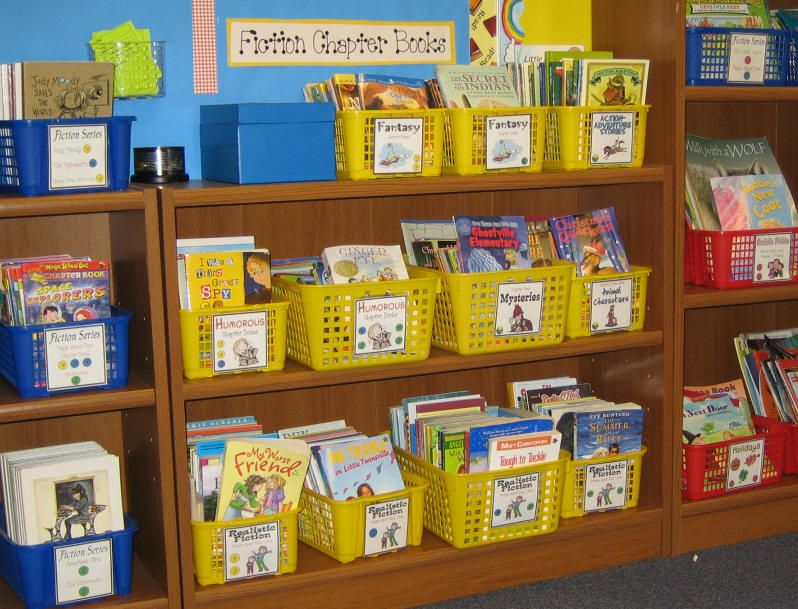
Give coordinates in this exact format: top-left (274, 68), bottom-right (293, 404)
top-left (744, 55), bottom-right (752, 64)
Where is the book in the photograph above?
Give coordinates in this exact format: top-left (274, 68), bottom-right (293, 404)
top-left (682, 395), bottom-right (756, 445)
top-left (687, 1), bottom-right (770, 28)
top-left (468, 416), bottom-right (555, 473)
top-left (710, 174), bottom-right (794, 230)
top-left (434, 64), bottom-right (520, 109)
top-left (328, 74), bottom-right (362, 110)
top-left (776, 357), bottom-right (798, 418)
top-left (523, 383), bottom-right (594, 412)
top-left (314, 433), bottom-right (404, 500)
top-left (357, 74), bottom-right (429, 110)
top-left (685, 135), bottom-right (798, 231)
top-left (557, 403), bottom-right (644, 460)
top-left (215, 438), bottom-right (311, 521)
top-left (18, 61), bottom-right (114, 119)
top-left (506, 376), bottom-right (577, 409)
top-left (548, 207), bottom-right (630, 276)
top-left (579, 59), bottom-right (649, 106)
top-left (400, 219), bottom-right (457, 266)
top-left (776, 8), bottom-right (798, 30)
top-left (320, 244), bottom-right (408, 284)
top-left (453, 215), bottom-right (531, 272)
top-left (525, 218), bottom-right (558, 267)
top-left (183, 248), bottom-right (271, 309)
top-left (487, 429), bottom-right (562, 471)
top-left (20, 259), bottom-right (111, 325)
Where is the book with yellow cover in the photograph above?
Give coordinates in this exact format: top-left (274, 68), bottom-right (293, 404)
top-left (183, 248), bottom-right (271, 309)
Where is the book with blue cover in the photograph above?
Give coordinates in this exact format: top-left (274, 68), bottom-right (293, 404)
top-left (548, 207), bottom-right (630, 277)
top-left (454, 215), bottom-right (531, 273)
top-left (468, 416), bottom-right (554, 473)
top-left (557, 404), bottom-right (644, 460)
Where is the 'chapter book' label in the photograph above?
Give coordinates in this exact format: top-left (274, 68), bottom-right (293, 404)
top-left (589, 277), bottom-right (633, 333)
top-left (583, 459), bottom-right (629, 513)
top-left (485, 114), bottom-right (531, 170)
top-left (726, 438), bottom-right (765, 491)
top-left (48, 124), bottom-right (108, 190)
top-left (212, 310), bottom-right (269, 373)
top-left (54, 538), bottom-right (114, 604)
top-left (494, 281), bottom-right (544, 337)
top-left (589, 111), bottom-right (635, 166)
top-left (354, 295), bottom-right (407, 355)
top-left (364, 498), bottom-right (409, 556)
top-left (373, 117), bottom-right (424, 174)
top-left (490, 472), bottom-right (540, 528)
top-left (44, 323), bottom-right (108, 391)
top-left (727, 33), bottom-right (766, 84)
top-left (753, 232), bottom-right (791, 282)
top-left (223, 521), bottom-right (280, 581)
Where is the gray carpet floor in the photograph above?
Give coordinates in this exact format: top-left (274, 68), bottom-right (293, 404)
top-left (416, 531), bottom-right (798, 609)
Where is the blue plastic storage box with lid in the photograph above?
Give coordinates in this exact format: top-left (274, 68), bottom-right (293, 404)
top-left (200, 102), bottom-right (336, 184)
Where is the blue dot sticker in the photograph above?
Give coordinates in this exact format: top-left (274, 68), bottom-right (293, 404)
top-left (70, 359), bottom-right (80, 368)
top-left (82, 358), bottom-right (92, 367)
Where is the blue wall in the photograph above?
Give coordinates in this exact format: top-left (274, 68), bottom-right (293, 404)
top-left (0, 1), bottom-right (468, 178)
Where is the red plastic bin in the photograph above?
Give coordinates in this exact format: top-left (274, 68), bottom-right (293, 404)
top-left (752, 415), bottom-right (798, 475)
top-left (681, 426), bottom-right (787, 501)
top-left (687, 226), bottom-right (798, 289)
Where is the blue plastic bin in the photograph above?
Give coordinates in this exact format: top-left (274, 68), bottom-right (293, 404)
top-left (0, 507), bottom-right (137, 609)
top-left (0, 307), bottom-right (132, 399)
top-left (685, 26), bottom-right (790, 86)
top-left (0, 116), bottom-right (135, 196)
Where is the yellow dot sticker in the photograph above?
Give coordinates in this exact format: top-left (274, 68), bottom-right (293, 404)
top-left (83, 144), bottom-right (92, 153)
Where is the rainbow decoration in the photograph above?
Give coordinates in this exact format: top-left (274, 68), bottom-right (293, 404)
top-left (501, 0), bottom-right (525, 44)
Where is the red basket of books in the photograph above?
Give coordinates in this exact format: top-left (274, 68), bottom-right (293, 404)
top-left (681, 426), bottom-right (787, 501)
top-left (752, 415), bottom-right (798, 475)
top-left (689, 226), bottom-right (798, 289)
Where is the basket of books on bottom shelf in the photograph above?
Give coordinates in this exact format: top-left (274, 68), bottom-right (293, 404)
top-left (179, 302), bottom-right (289, 379)
top-left (190, 510), bottom-right (299, 586)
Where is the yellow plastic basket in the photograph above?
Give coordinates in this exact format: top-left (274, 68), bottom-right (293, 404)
top-left (396, 447), bottom-right (567, 548)
top-left (442, 107), bottom-right (546, 176)
top-left (335, 109), bottom-right (445, 180)
top-left (297, 471), bottom-right (427, 563)
top-left (190, 509), bottom-right (299, 586)
top-left (561, 447), bottom-right (646, 518)
top-left (272, 275), bottom-right (440, 371)
top-left (179, 302), bottom-right (289, 379)
top-left (565, 266), bottom-right (652, 338)
top-left (408, 261), bottom-right (574, 355)
top-left (543, 105), bottom-right (650, 170)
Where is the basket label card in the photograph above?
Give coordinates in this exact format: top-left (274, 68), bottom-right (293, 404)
top-left (47, 124), bottom-right (108, 190)
top-left (490, 471), bottom-right (540, 528)
top-left (589, 277), bottom-right (633, 333)
top-left (354, 295), bottom-right (407, 355)
top-left (727, 33), bottom-right (767, 84)
top-left (364, 498), bottom-right (409, 556)
top-left (485, 114), bottom-right (531, 170)
top-left (223, 520), bottom-right (280, 581)
top-left (726, 437), bottom-right (765, 491)
top-left (753, 232), bottom-right (791, 282)
top-left (589, 111), bottom-right (635, 166)
top-left (54, 538), bottom-right (114, 604)
top-left (583, 459), bottom-right (628, 513)
top-left (494, 281), bottom-right (544, 337)
top-left (373, 118), bottom-right (423, 174)
top-left (44, 323), bottom-right (108, 391)
top-left (211, 311), bottom-right (269, 373)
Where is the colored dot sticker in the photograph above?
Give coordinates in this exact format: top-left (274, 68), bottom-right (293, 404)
top-left (230, 566), bottom-right (240, 576)
top-left (82, 358), bottom-right (92, 367)
top-left (71, 376), bottom-right (81, 385)
top-left (58, 360), bottom-right (68, 370)
top-left (95, 174), bottom-right (104, 183)
top-left (358, 326), bottom-right (367, 335)
top-left (83, 144), bottom-right (92, 153)
top-left (79, 566), bottom-right (89, 576)
top-left (527, 502), bottom-right (534, 511)
top-left (216, 340), bottom-right (224, 347)
top-left (217, 350), bottom-right (225, 359)
top-left (230, 553), bottom-right (240, 563)
top-left (744, 55), bottom-right (751, 64)
top-left (79, 587), bottom-right (90, 597)
top-left (70, 359), bottom-right (80, 368)
top-left (394, 323), bottom-right (404, 331)
top-left (358, 341), bottom-right (366, 350)
top-left (369, 528), bottom-right (378, 538)
top-left (217, 360), bottom-right (226, 368)
top-left (89, 159), bottom-right (97, 168)
top-left (394, 337), bottom-right (403, 345)
top-left (493, 508), bottom-right (502, 517)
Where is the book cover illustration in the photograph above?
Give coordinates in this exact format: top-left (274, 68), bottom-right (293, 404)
top-left (321, 245), bottom-right (408, 284)
top-left (184, 249), bottom-right (271, 309)
top-left (358, 74), bottom-right (429, 110)
top-left (685, 135), bottom-right (798, 231)
top-left (557, 406), bottom-right (644, 460)
top-left (548, 207), bottom-right (630, 277)
top-left (579, 59), bottom-right (649, 106)
top-left (710, 173), bottom-right (794, 230)
top-left (434, 65), bottom-right (520, 108)
top-left (682, 395), bottom-right (756, 445)
top-left (686, 0), bottom-right (770, 28)
top-left (487, 430), bottom-right (562, 471)
top-left (524, 383), bottom-right (594, 411)
top-left (215, 438), bottom-right (311, 521)
top-left (400, 219), bottom-right (457, 266)
top-left (21, 61), bottom-right (114, 119)
top-left (315, 434), bottom-right (405, 501)
top-left (468, 417), bottom-right (555, 473)
top-left (21, 259), bottom-right (111, 325)
top-left (454, 215), bottom-right (531, 273)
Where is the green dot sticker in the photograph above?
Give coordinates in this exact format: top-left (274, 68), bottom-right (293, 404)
top-left (79, 566), bottom-right (89, 576)
top-left (358, 341), bottom-right (366, 350)
top-left (587, 490), bottom-right (595, 498)
top-left (395, 323), bottom-right (404, 331)
top-left (79, 587), bottom-right (90, 597)
top-left (71, 376), bottom-right (81, 385)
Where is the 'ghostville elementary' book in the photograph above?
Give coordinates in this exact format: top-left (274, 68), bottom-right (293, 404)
top-left (454, 215), bottom-right (531, 272)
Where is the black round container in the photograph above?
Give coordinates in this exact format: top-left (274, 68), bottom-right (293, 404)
top-left (130, 146), bottom-right (189, 184)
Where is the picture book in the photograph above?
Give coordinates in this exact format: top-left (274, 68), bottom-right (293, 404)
top-left (682, 395), bottom-right (756, 445)
top-left (328, 73), bottom-right (362, 110)
top-left (314, 433), bottom-right (404, 500)
top-left (320, 244), bottom-right (408, 284)
top-left (686, 1), bottom-right (770, 28)
top-left (685, 135), bottom-right (798, 231)
top-left (710, 173), bottom-right (794, 230)
top-left (20, 259), bottom-right (111, 325)
top-left (506, 376), bottom-right (577, 409)
top-left (579, 59), bottom-right (649, 106)
top-left (19, 61), bottom-right (114, 119)
top-left (184, 248), bottom-right (271, 309)
top-left (434, 64), bottom-right (520, 109)
top-left (357, 73), bottom-right (429, 110)
top-left (453, 215), bottom-right (531, 273)
top-left (548, 207), bottom-right (630, 276)
top-left (468, 416), bottom-right (554, 473)
top-left (556, 404), bottom-right (644, 460)
top-left (487, 429), bottom-right (562, 471)
top-left (215, 438), bottom-right (311, 521)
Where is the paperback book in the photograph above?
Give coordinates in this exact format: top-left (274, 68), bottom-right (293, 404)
top-left (686, 1), bottom-right (770, 28)
top-left (434, 64), bottom-right (520, 108)
top-left (682, 395), bottom-right (756, 445)
top-left (453, 215), bottom-right (531, 272)
top-left (487, 429), bottom-right (562, 471)
top-left (579, 58), bottom-right (649, 106)
top-left (548, 207), bottom-right (630, 276)
top-left (183, 248), bottom-right (272, 309)
top-left (710, 173), bottom-right (795, 230)
top-left (357, 73), bottom-right (429, 110)
top-left (556, 403), bottom-right (644, 460)
top-left (321, 245), bottom-right (409, 284)
top-left (468, 416), bottom-right (555, 473)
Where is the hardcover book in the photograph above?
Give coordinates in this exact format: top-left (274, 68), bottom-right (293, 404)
top-left (556, 404), bottom-right (644, 460)
top-left (357, 74), bottom-right (429, 110)
top-left (453, 215), bottom-right (531, 273)
top-left (314, 433), bottom-right (404, 500)
top-left (579, 59), bottom-right (649, 106)
top-left (548, 207), bottom-right (630, 276)
top-left (321, 245), bottom-right (409, 284)
top-left (434, 64), bottom-right (520, 108)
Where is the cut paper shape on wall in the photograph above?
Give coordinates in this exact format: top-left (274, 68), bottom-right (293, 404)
top-left (520, 0), bottom-right (592, 48)
top-left (193, 0), bottom-right (219, 94)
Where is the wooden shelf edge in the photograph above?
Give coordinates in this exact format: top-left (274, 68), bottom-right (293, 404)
top-left (182, 330), bottom-right (664, 400)
top-left (0, 190), bottom-right (146, 217)
top-left (685, 86), bottom-right (798, 103)
top-left (683, 283), bottom-right (798, 309)
top-left (679, 477), bottom-right (798, 517)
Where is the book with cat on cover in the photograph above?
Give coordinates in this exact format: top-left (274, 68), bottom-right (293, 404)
top-left (548, 207), bottom-right (630, 277)
top-left (320, 245), bottom-right (408, 284)
top-left (434, 64), bottom-right (520, 108)
top-left (453, 215), bottom-right (531, 273)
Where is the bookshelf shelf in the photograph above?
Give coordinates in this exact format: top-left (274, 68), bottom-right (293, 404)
top-left (683, 283), bottom-right (798, 309)
top-left (685, 86), bottom-right (798, 103)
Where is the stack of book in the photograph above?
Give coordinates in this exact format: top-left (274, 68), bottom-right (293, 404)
top-left (272, 244), bottom-right (409, 285)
